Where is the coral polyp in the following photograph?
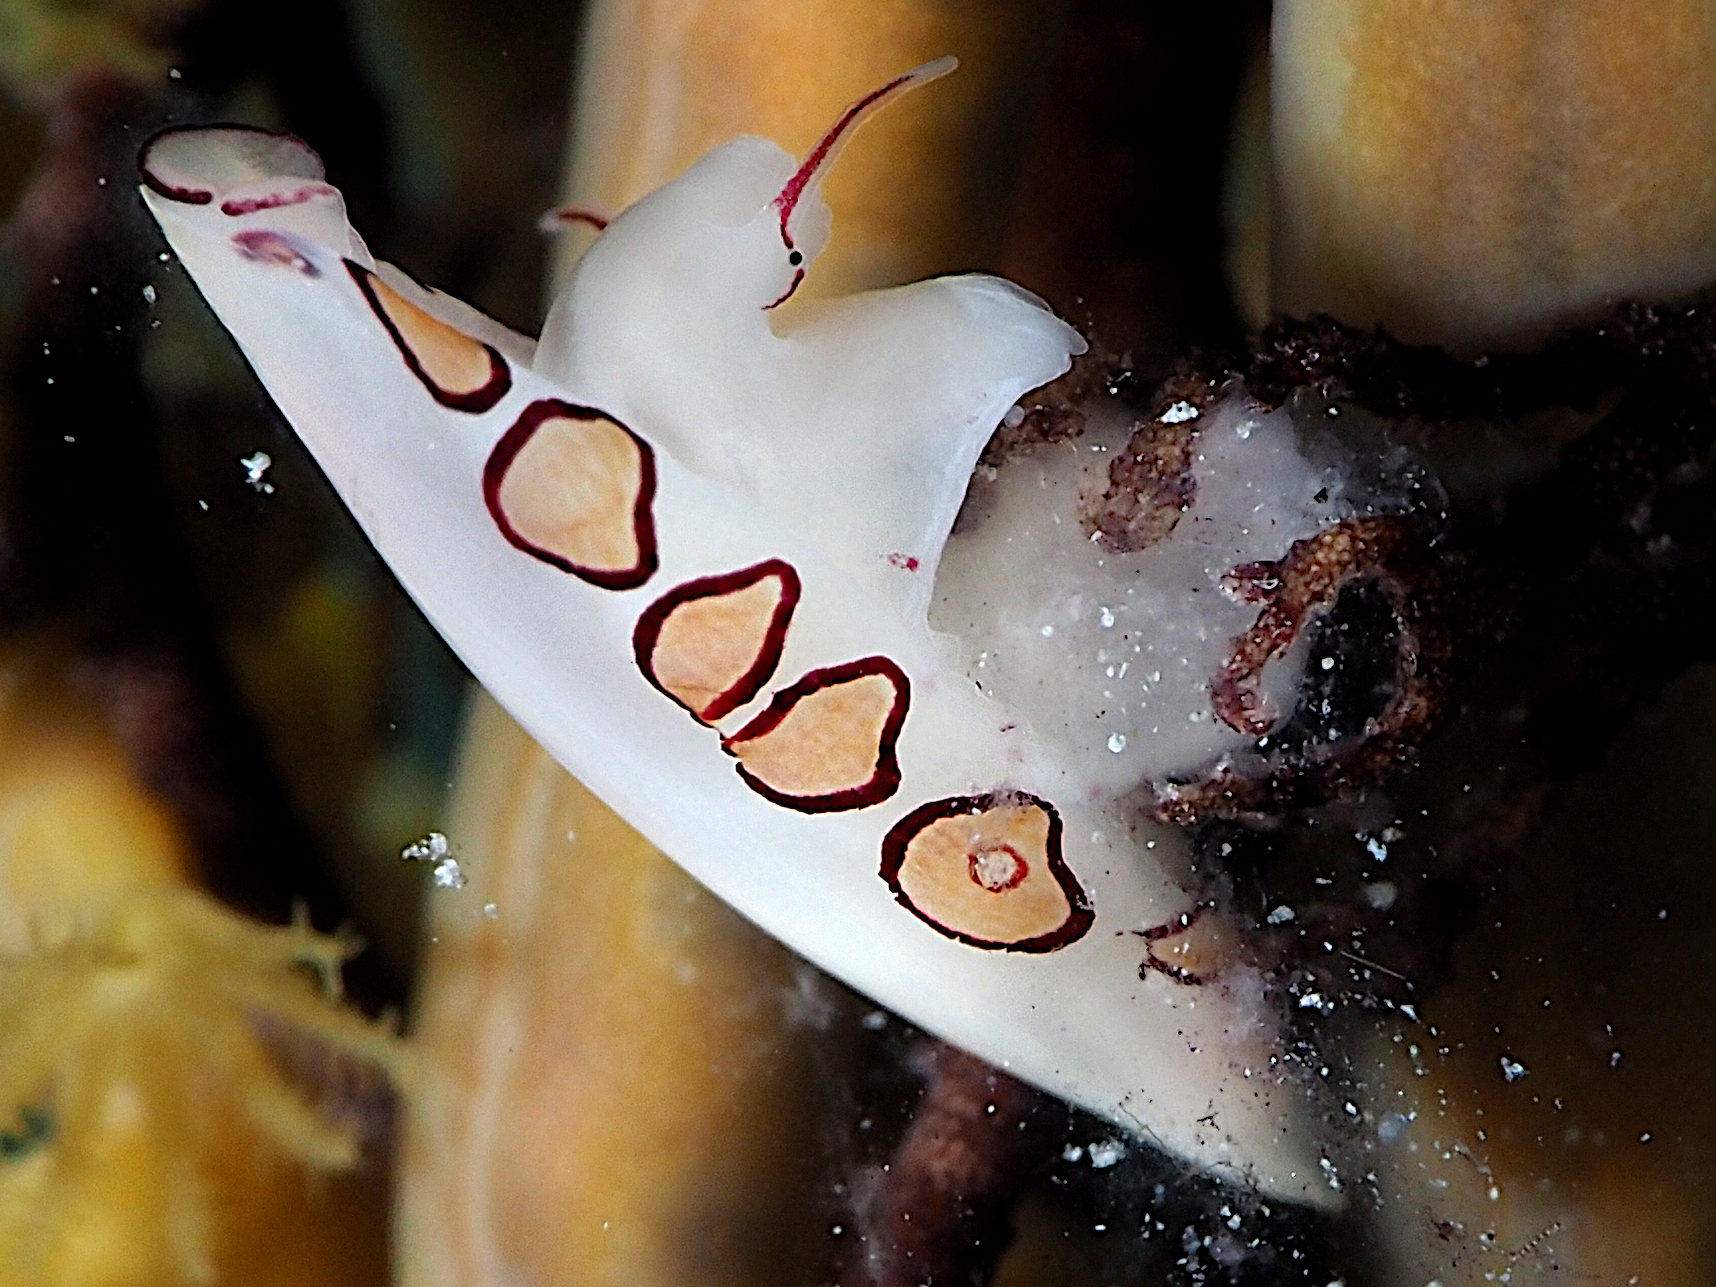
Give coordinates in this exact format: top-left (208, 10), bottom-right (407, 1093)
top-left (0, 890), bottom-right (404, 1283)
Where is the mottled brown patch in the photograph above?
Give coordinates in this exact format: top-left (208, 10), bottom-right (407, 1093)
top-left (1153, 513), bottom-right (1459, 824)
top-left (1079, 373), bottom-right (1221, 551)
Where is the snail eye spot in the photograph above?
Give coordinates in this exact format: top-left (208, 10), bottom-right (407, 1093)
top-left (788, 250), bottom-right (803, 266)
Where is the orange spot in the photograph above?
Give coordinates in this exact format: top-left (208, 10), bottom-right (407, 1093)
top-left (881, 794), bottom-right (1093, 952)
top-left (484, 400), bottom-right (658, 591)
top-left (724, 658), bottom-right (907, 812)
top-left (1138, 907), bottom-right (1243, 986)
top-left (348, 263), bottom-right (509, 412)
top-left (634, 561), bottom-right (800, 723)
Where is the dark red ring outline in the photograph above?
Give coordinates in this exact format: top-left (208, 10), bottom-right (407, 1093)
top-left (220, 184), bottom-right (336, 216)
top-left (879, 792), bottom-right (1095, 953)
top-left (722, 656), bottom-right (909, 813)
top-left (482, 398), bottom-right (659, 591)
top-left (1134, 905), bottom-right (1210, 986)
top-left (138, 122), bottom-right (320, 206)
top-left (633, 559), bottom-right (802, 723)
top-left (347, 261), bottom-right (512, 414)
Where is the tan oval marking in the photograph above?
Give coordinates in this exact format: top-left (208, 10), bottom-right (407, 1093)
top-left (483, 399), bottom-right (658, 591)
top-left (348, 262), bottom-right (510, 411)
top-left (723, 657), bottom-right (908, 812)
top-left (634, 561), bottom-right (800, 723)
top-left (1137, 906), bottom-right (1242, 986)
top-left (880, 794), bottom-right (1093, 953)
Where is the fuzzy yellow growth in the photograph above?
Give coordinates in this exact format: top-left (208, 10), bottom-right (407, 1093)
top-left (0, 889), bottom-right (406, 1286)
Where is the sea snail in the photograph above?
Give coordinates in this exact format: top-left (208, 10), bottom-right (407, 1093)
top-left (139, 59), bottom-right (1327, 1203)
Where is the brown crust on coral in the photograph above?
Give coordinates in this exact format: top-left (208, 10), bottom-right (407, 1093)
top-left (1211, 517), bottom-right (1416, 735)
top-left (978, 350), bottom-right (1147, 467)
top-left (1073, 371), bottom-right (1220, 551)
top-left (1155, 514), bottom-right (1461, 824)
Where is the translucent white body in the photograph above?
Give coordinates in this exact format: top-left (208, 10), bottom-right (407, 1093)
top-left (138, 90), bottom-right (1330, 1203)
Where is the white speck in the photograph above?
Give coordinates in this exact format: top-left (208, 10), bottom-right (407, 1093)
top-left (1610, 1050), bottom-right (1623, 1067)
top-left (401, 832), bottom-right (450, 863)
top-left (168, 66), bottom-right (182, 79)
top-left (1040, 624), bottom-right (1054, 637)
top-left (860, 1010), bottom-right (887, 1031)
top-left (1320, 656), bottom-right (1335, 670)
top-left (1107, 732), bottom-right (1127, 753)
top-left (1499, 1056), bottom-right (1528, 1083)
top-left (1087, 1138), bottom-right (1127, 1169)
top-left (196, 499), bottom-right (209, 512)
top-left (1003, 404), bottom-right (1026, 428)
top-left (482, 901), bottom-right (498, 918)
top-left (1319, 1156), bottom-right (1342, 1191)
top-left (1363, 880), bottom-right (1398, 911)
top-left (1098, 606), bottom-right (1116, 628)
top-left (239, 450), bottom-right (275, 494)
top-left (141, 284), bottom-right (157, 305)
top-left (432, 857), bottom-right (467, 889)
top-left (1161, 400), bottom-right (1200, 425)
top-left (1266, 905), bottom-right (1295, 925)
top-left (1299, 991), bottom-right (1333, 1012)
top-left (1364, 835), bottom-right (1389, 862)
top-left (1062, 1144), bottom-right (1084, 1162)
top-left (1234, 419), bottom-right (1255, 440)
top-left (1640, 1131), bottom-right (1652, 1143)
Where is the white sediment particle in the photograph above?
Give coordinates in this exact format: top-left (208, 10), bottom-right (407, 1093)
top-left (403, 830), bottom-right (466, 889)
top-left (401, 831), bottom-right (450, 863)
top-left (1363, 880), bottom-right (1398, 911)
top-left (1267, 905), bottom-right (1296, 925)
top-left (142, 283), bottom-right (157, 305)
top-left (1161, 400), bottom-right (1200, 424)
top-left (1499, 1056), bottom-right (1528, 1082)
top-left (1087, 1137), bottom-right (1128, 1168)
top-left (932, 394), bottom-right (1337, 792)
top-left (239, 450), bottom-right (275, 494)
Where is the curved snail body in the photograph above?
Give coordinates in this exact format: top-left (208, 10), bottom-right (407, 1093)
top-left (138, 63), bottom-right (1326, 1203)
